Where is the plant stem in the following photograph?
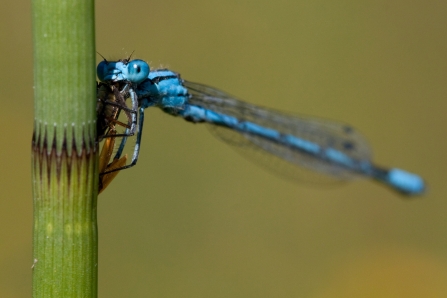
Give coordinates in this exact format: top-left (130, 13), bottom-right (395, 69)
top-left (31, 0), bottom-right (97, 297)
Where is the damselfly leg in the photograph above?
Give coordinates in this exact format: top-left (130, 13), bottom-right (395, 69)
top-left (97, 82), bottom-right (138, 193)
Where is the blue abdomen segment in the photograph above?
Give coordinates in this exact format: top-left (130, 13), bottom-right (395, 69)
top-left (376, 168), bottom-right (425, 195)
top-left (180, 105), bottom-right (371, 173)
top-left (178, 104), bottom-right (424, 195)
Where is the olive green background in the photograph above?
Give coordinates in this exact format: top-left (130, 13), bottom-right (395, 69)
top-left (2, 0), bottom-right (447, 297)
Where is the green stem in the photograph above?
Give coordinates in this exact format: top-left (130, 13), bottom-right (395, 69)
top-left (31, 0), bottom-right (97, 297)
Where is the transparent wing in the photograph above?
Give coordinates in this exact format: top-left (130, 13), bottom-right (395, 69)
top-left (184, 81), bottom-right (372, 183)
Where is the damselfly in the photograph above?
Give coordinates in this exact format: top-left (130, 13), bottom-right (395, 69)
top-left (96, 58), bottom-right (425, 195)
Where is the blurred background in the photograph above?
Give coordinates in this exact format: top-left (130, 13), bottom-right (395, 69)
top-left (2, 0), bottom-right (447, 297)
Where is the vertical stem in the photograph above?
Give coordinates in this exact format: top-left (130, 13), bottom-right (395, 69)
top-left (31, 0), bottom-right (97, 297)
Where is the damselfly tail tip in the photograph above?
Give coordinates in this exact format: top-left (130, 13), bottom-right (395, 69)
top-left (386, 168), bottom-right (426, 196)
